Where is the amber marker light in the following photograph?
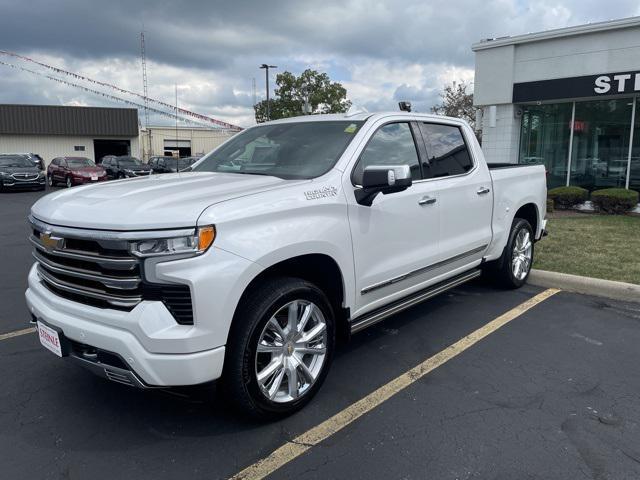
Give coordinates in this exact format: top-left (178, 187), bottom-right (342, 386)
top-left (197, 225), bottom-right (216, 253)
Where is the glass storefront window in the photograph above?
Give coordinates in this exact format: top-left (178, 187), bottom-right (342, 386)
top-left (630, 98), bottom-right (640, 193)
top-left (569, 99), bottom-right (633, 191)
top-left (518, 103), bottom-right (572, 189)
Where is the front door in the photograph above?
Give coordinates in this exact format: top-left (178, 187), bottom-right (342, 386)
top-left (346, 121), bottom-right (441, 317)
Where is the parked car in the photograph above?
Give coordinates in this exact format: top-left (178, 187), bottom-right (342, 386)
top-left (26, 112), bottom-right (547, 418)
top-left (149, 156), bottom-right (198, 174)
top-left (47, 157), bottom-right (107, 188)
top-left (102, 156), bottom-right (151, 179)
top-left (0, 154), bottom-right (46, 191)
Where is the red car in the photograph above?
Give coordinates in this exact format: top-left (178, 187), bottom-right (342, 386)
top-left (47, 157), bottom-right (108, 188)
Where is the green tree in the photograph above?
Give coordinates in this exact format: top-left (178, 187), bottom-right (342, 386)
top-left (431, 80), bottom-right (478, 134)
top-left (254, 69), bottom-right (351, 123)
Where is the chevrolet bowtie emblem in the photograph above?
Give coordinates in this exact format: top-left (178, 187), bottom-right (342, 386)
top-left (40, 232), bottom-right (64, 250)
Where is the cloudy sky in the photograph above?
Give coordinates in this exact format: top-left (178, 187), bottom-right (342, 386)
top-left (1, 0), bottom-right (639, 128)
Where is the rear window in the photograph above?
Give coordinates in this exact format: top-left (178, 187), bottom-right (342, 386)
top-left (419, 123), bottom-right (473, 178)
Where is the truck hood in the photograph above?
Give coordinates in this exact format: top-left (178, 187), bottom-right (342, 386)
top-left (31, 172), bottom-right (306, 230)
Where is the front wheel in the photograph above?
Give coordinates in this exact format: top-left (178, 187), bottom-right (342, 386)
top-left (65, 176), bottom-right (73, 188)
top-left (222, 277), bottom-right (335, 419)
top-left (48, 175), bottom-right (54, 187)
top-left (493, 218), bottom-right (534, 289)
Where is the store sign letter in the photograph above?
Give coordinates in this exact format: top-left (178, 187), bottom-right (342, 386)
top-left (594, 76), bottom-right (610, 94)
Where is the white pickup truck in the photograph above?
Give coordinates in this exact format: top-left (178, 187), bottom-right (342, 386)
top-left (26, 112), bottom-right (547, 417)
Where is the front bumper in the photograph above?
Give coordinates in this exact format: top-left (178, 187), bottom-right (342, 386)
top-left (72, 176), bottom-right (107, 185)
top-left (26, 264), bottom-right (225, 386)
top-left (1, 177), bottom-right (46, 189)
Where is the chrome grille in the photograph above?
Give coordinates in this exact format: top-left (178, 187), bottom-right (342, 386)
top-left (30, 229), bottom-right (143, 309)
top-left (29, 217), bottom-right (194, 324)
top-left (13, 173), bottom-right (39, 180)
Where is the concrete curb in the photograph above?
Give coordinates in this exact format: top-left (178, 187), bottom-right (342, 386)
top-left (529, 269), bottom-right (640, 303)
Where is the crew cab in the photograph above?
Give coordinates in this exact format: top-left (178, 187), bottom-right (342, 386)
top-left (25, 112), bottom-right (546, 418)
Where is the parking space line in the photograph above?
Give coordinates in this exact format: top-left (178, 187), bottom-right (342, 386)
top-left (230, 288), bottom-right (560, 480)
top-left (0, 327), bottom-right (36, 341)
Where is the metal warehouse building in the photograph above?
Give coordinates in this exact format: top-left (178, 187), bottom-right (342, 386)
top-left (0, 104), bottom-right (140, 167)
top-left (473, 16), bottom-right (640, 194)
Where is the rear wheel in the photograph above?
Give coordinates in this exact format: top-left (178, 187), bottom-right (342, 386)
top-left (491, 218), bottom-right (534, 289)
top-left (223, 277), bottom-right (335, 419)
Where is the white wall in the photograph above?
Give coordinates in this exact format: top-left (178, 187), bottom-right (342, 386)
top-left (140, 127), bottom-right (234, 160)
top-left (480, 104), bottom-right (521, 164)
top-left (0, 134), bottom-right (140, 167)
top-left (474, 23), bottom-right (640, 106)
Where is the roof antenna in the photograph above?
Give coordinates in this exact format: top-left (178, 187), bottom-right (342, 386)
top-left (398, 101), bottom-right (412, 112)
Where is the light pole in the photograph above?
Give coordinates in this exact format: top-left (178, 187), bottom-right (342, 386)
top-left (259, 64), bottom-right (277, 120)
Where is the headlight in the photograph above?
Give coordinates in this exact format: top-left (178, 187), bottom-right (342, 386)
top-left (0, 171), bottom-right (9, 177)
top-left (130, 225), bottom-right (216, 258)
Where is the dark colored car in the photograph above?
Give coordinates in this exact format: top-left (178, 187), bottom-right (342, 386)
top-left (47, 157), bottom-right (108, 188)
top-left (0, 154), bottom-right (46, 191)
top-left (149, 156), bottom-right (198, 174)
top-left (102, 156), bottom-right (151, 179)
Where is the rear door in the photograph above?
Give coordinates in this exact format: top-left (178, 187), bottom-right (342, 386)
top-left (416, 122), bottom-right (492, 266)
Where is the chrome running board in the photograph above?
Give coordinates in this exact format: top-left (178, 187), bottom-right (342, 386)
top-left (350, 269), bottom-right (482, 334)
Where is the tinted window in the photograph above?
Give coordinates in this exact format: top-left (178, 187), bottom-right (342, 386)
top-left (194, 121), bottom-right (363, 180)
top-left (419, 123), bottom-right (473, 178)
top-left (0, 156), bottom-right (32, 167)
top-left (51, 158), bottom-right (59, 166)
top-left (117, 157), bottom-right (142, 166)
top-left (353, 122), bottom-right (421, 185)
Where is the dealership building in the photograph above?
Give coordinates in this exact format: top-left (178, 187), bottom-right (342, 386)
top-left (473, 16), bottom-right (640, 195)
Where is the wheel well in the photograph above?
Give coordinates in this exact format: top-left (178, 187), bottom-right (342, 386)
top-left (238, 254), bottom-right (350, 344)
top-left (514, 203), bottom-right (538, 236)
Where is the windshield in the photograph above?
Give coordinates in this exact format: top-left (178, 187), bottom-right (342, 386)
top-left (67, 158), bottom-right (95, 168)
top-left (118, 157), bottom-right (142, 166)
top-left (193, 121), bottom-right (363, 179)
top-left (0, 156), bottom-right (33, 168)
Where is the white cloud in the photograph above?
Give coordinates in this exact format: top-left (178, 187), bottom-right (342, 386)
top-left (0, 0), bottom-right (638, 127)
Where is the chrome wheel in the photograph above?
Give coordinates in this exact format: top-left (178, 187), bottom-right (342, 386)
top-left (511, 228), bottom-right (532, 280)
top-left (66, 176), bottom-right (72, 188)
top-left (255, 300), bottom-right (327, 403)
top-left (47, 175), bottom-right (53, 187)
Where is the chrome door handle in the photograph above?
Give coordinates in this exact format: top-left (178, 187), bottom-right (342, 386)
top-left (476, 187), bottom-right (491, 195)
top-left (418, 195), bottom-right (437, 205)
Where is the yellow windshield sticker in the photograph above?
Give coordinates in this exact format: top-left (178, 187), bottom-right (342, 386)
top-left (344, 123), bottom-right (357, 133)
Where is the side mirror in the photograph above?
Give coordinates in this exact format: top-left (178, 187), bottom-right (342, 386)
top-left (355, 165), bottom-right (412, 206)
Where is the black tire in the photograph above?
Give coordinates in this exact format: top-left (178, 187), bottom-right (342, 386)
top-left (65, 176), bottom-right (72, 188)
top-left (490, 218), bottom-right (534, 289)
top-left (222, 277), bottom-right (335, 419)
top-left (47, 175), bottom-right (54, 187)
top-left (117, 172), bottom-right (125, 179)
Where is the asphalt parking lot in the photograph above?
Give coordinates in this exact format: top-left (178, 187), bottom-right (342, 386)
top-left (2, 189), bottom-right (640, 479)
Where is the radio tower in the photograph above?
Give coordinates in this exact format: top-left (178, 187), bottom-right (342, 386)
top-left (140, 31), bottom-right (152, 159)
